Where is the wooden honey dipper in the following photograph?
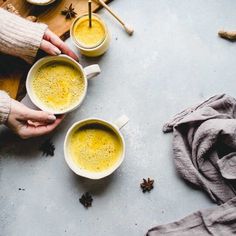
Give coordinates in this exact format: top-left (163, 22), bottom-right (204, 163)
top-left (93, 0), bottom-right (134, 36)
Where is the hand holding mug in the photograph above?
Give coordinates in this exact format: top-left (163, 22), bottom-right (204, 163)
top-left (40, 29), bottom-right (78, 60)
top-left (6, 99), bottom-right (64, 139)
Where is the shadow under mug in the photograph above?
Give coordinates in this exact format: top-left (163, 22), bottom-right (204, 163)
top-left (64, 115), bottom-right (129, 179)
top-left (26, 55), bottom-right (101, 114)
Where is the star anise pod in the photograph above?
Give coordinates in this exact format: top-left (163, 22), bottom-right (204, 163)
top-left (140, 178), bottom-right (154, 193)
top-left (79, 192), bottom-right (93, 208)
top-left (39, 139), bottom-right (55, 157)
top-left (61, 4), bottom-right (77, 19)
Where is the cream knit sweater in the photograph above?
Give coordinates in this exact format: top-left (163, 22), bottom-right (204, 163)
top-left (0, 8), bottom-right (48, 124)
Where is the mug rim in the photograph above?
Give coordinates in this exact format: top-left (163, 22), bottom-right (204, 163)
top-left (64, 118), bottom-right (125, 179)
top-left (26, 55), bottom-right (88, 115)
top-left (70, 13), bottom-right (109, 51)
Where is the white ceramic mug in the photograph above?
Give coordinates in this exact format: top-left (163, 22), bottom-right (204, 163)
top-left (26, 55), bottom-right (101, 114)
top-left (64, 115), bottom-right (129, 179)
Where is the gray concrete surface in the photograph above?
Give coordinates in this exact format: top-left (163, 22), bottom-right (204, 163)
top-left (1, 0), bottom-right (236, 235)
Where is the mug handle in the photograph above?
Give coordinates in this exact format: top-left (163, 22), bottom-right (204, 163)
top-left (84, 65), bottom-right (101, 80)
top-left (114, 115), bottom-right (129, 130)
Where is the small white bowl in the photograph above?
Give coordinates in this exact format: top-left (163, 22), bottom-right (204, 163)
top-left (64, 116), bottom-right (129, 179)
top-left (26, 0), bottom-right (56, 6)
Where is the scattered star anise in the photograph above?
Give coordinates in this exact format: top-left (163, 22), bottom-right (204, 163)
top-left (140, 178), bottom-right (154, 193)
top-left (61, 4), bottom-right (77, 19)
top-left (79, 192), bottom-right (93, 208)
top-left (39, 139), bottom-right (55, 157)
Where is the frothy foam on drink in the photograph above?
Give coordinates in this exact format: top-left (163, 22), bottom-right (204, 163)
top-left (31, 61), bottom-right (85, 111)
top-left (68, 123), bottom-right (122, 172)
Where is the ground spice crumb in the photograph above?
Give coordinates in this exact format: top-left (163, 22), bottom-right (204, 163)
top-left (18, 188), bottom-right (25, 191)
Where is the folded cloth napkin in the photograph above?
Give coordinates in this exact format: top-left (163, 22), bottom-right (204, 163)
top-left (147, 94), bottom-right (236, 235)
top-left (163, 94), bottom-right (236, 204)
top-left (147, 196), bottom-right (236, 236)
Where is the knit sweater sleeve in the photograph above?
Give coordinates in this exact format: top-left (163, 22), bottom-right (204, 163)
top-left (0, 8), bottom-right (48, 64)
top-left (0, 91), bottom-right (11, 124)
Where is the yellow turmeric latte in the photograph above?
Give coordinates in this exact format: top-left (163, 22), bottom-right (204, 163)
top-left (68, 123), bottom-right (122, 172)
top-left (32, 62), bottom-right (85, 111)
top-left (73, 16), bottom-right (105, 47)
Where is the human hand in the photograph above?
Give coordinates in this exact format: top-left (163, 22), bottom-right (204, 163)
top-left (40, 28), bottom-right (78, 60)
top-left (6, 99), bottom-right (64, 139)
